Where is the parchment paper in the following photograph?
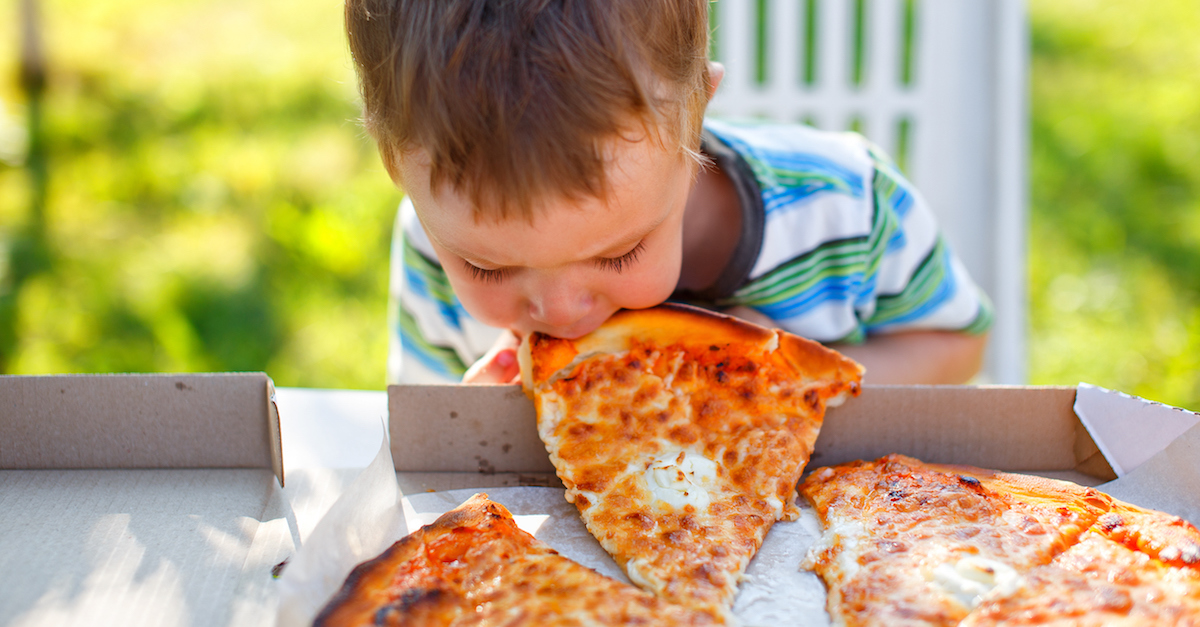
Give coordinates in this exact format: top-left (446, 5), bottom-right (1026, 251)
top-left (274, 432), bottom-right (829, 626)
top-left (276, 398), bottom-right (1200, 627)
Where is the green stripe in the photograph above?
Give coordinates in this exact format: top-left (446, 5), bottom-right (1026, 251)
top-left (867, 236), bottom-right (949, 324)
top-left (773, 168), bottom-right (858, 197)
top-left (863, 168), bottom-right (902, 276)
top-left (961, 295), bottom-right (994, 336)
top-left (397, 305), bottom-right (468, 377)
top-left (402, 234), bottom-right (457, 308)
top-left (834, 326), bottom-right (867, 345)
top-left (726, 238), bottom-right (869, 305)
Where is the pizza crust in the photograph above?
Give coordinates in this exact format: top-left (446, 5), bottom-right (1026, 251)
top-left (523, 303), bottom-right (864, 619)
top-left (314, 493), bottom-right (719, 626)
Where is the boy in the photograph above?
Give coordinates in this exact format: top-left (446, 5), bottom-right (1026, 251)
top-left (345, 0), bottom-right (992, 386)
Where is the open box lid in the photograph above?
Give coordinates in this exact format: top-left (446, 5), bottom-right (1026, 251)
top-left (387, 384), bottom-right (1118, 476)
top-left (0, 373), bottom-right (293, 627)
top-left (388, 383), bottom-right (1200, 521)
top-left (2, 372), bottom-right (283, 482)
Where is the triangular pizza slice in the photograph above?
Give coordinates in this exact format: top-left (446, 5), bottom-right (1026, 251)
top-left (520, 303), bottom-right (864, 620)
top-left (314, 493), bottom-right (717, 626)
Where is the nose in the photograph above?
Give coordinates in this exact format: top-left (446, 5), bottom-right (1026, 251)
top-left (527, 278), bottom-right (594, 330)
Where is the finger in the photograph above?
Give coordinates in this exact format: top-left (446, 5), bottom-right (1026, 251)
top-left (463, 347), bottom-right (520, 384)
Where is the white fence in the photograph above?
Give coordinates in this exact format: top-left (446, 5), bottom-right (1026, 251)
top-left (708, 0), bottom-right (1028, 384)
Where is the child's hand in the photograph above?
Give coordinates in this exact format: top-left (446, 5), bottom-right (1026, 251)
top-left (462, 330), bottom-right (522, 384)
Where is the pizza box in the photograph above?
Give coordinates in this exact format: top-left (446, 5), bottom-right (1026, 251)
top-left (0, 373), bottom-right (294, 627)
top-left (275, 382), bottom-right (1200, 625)
top-left (385, 383), bottom-right (1200, 516)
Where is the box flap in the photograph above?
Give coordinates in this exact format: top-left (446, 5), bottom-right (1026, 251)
top-left (1074, 383), bottom-right (1200, 477)
top-left (0, 373), bottom-right (283, 485)
top-left (813, 385), bottom-right (1106, 474)
top-left (388, 384), bottom-right (1113, 477)
top-left (1099, 421), bottom-right (1200, 525)
top-left (390, 384), bottom-right (553, 474)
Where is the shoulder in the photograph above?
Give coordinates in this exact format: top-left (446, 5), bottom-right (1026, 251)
top-left (704, 118), bottom-right (876, 181)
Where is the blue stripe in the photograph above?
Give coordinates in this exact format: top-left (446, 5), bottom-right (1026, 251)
top-left (887, 185), bottom-right (914, 218)
top-left (866, 248), bottom-right (960, 330)
top-left (853, 272), bottom-right (878, 310)
top-left (766, 153), bottom-right (864, 191)
top-left (762, 184), bottom-right (846, 215)
top-left (404, 267), bottom-right (463, 330)
top-left (754, 274), bottom-right (867, 321)
top-left (398, 323), bottom-right (460, 378)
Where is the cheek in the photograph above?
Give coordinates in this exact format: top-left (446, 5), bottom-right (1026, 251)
top-left (443, 273), bottom-right (523, 328)
top-left (599, 251), bottom-right (681, 309)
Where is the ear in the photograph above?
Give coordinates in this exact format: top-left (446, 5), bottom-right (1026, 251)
top-left (707, 61), bottom-right (725, 99)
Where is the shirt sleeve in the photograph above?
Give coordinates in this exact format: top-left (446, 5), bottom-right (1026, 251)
top-left (386, 198), bottom-right (502, 384)
top-left (852, 142), bottom-right (994, 341)
top-left (720, 128), bottom-right (992, 344)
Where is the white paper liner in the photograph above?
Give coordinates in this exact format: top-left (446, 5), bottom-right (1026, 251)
top-left (275, 429), bottom-right (404, 627)
top-left (274, 432), bottom-right (831, 626)
top-left (1074, 382), bottom-right (1200, 477)
top-left (275, 425), bottom-right (1200, 627)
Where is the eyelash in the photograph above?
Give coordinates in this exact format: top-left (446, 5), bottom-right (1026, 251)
top-left (595, 241), bottom-right (646, 274)
top-left (464, 263), bottom-right (510, 284)
top-left (462, 241), bottom-right (646, 283)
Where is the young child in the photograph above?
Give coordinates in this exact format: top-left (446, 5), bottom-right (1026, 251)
top-left (345, 0), bottom-right (992, 386)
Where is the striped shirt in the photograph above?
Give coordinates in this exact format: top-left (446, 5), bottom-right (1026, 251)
top-left (387, 119), bottom-right (992, 384)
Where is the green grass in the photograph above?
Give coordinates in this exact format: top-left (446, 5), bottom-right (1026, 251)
top-left (2, 0), bottom-right (1199, 407)
top-left (1028, 0), bottom-right (1200, 408)
top-left (1, 0), bottom-right (398, 388)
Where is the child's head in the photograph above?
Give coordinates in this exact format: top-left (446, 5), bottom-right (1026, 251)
top-left (346, 0), bottom-right (717, 339)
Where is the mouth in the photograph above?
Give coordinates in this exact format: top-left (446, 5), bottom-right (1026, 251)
top-left (530, 311), bottom-right (613, 340)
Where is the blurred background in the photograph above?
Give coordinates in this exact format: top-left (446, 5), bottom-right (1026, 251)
top-left (2, 0), bottom-right (1199, 408)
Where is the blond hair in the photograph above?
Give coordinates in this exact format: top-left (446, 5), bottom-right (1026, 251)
top-left (345, 0), bottom-right (711, 220)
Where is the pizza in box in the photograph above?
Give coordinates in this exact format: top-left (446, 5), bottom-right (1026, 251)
top-left (313, 304), bottom-right (1200, 626)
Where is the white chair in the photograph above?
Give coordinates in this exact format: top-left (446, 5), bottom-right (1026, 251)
top-left (708, 0), bottom-right (1028, 384)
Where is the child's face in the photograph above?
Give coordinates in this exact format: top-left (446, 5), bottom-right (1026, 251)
top-left (401, 135), bottom-right (696, 339)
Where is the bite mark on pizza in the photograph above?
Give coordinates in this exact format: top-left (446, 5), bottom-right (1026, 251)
top-left (520, 303), bottom-right (864, 619)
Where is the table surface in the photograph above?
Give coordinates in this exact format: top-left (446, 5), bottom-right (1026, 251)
top-left (272, 387), bottom-right (560, 543)
top-left (274, 386), bottom-right (389, 472)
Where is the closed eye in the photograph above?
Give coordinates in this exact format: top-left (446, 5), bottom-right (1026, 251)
top-left (595, 241), bottom-right (645, 273)
top-left (462, 261), bottom-right (509, 284)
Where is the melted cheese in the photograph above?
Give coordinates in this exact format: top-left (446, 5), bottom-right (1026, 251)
top-left (644, 450), bottom-right (718, 511)
top-left (931, 556), bottom-right (1023, 609)
top-left (526, 307), bottom-right (862, 619)
top-left (314, 494), bottom-right (718, 626)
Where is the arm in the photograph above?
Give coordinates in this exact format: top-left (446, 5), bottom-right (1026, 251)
top-left (830, 330), bottom-right (987, 384)
top-left (724, 305), bottom-right (987, 384)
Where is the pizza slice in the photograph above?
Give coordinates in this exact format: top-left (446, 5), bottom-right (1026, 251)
top-left (519, 303), bottom-right (864, 620)
top-left (962, 501), bottom-right (1200, 626)
top-left (798, 454), bottom-right (1113, 627)
top-left (313, 493), bottom-right (717, 626)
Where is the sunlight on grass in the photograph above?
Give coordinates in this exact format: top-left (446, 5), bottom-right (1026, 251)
top-left (1, 0), bottom-right (396, 388)
top-left (2, 0), bottom-right (1199, 405)
top-left (1029, 0), bottom-right (1200, 408)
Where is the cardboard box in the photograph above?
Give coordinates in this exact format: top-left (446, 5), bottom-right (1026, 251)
top-left (0, 373), bottom-right (293, 627)
top-left (275, 382), bottom-right (1199, 626)
top-left (388, 383), bottom-right (1197, 500)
